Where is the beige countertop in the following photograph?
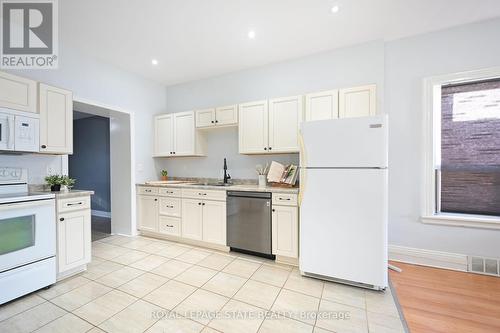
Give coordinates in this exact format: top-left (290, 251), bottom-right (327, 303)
top-left (137, 182), bottom-right (299, 194)
top-left (31, 189), bottom-right (95, 199)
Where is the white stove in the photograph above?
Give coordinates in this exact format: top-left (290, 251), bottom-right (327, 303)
top-left (0, 167), bottom-right (56, 304)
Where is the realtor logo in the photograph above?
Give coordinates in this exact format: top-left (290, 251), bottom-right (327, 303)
top-left (1, 0), bottom-right (58, 69)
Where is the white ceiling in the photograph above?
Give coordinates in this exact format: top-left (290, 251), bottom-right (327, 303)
top-left (62, 0), bottom-right (500, 86)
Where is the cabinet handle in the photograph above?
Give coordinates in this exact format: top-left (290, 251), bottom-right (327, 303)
top-left (166, 224), bottom-right (174, 228)
top-left (279, 197), bottom-right (291, 201)
top-left (198, 193), bottom-right (207, 196)
top-left (145, 189), bottom-right (151, 192)
top-left (59, 217), bottom-right (65, 221)
top-left (41, 145), bottom-right (47, 149)
top-left (67, 202), bottom-right (83, 206)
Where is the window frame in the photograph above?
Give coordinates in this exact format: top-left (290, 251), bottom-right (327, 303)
top-left (422, 67), bottom-right (500, 230)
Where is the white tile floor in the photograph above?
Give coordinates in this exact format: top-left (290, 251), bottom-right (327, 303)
top-left (0, 235), bottom-right (406, 333)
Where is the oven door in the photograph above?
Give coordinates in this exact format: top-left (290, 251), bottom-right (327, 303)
top-left (0, 199), bottom-right (56, 273)
top-left (0, 113), bottom-right (15, 151)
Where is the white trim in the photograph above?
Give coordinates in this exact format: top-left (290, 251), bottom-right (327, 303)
top-left (91, 210), bottom-right (111, 218)
top-left (389, 245), bottom-right (468, 272)
top-left (422, 66), bottom-right (500, 228)
top-left (422, 214), bottom-right (500, 230)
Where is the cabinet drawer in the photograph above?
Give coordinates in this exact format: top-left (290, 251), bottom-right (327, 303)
top-left (137, 186), bottom-right (159, 195)
top-left (272, 193), bottom-right (298, 206)
top-left (57, 196), bottom-right (91, 213)
top-left (182, 188), bottom-right (226, 201)
top-left (159, 197), bottom-right (181, 217)
top-left (159, 216), bottom-right (181, 236)
top-left (158, 187), bottom-right (181, 197)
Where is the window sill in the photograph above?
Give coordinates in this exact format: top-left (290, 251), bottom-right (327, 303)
top-left (422, 213), bottom-right (500, 230)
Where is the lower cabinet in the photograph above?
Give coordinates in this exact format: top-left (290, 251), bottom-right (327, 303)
top-left (137, 195), bottom-right (159, 232)
top-left (181, 198), bottom-right (227, 245)
top-left (159, 215), bottom-right (181, 236)
top-left (181, 199), bottom-right (203, 240)
top-left (272, 204), bottom-right (298, 258)
top-left (202, 200), bottom-right (226, 246)
top-left (56, 196), bottom-right (91, 276)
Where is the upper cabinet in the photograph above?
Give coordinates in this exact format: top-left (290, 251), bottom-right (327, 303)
top-left (268, 95), bottom-right (303, 153)
top-left (39, 83), bottom-right (73, 154)
top-left (339, 84), bottom-right (376, 118)
top-left (305, 84), bottom-right (377, 121)
top-left (239, 96), bottom-right (303, 154)
top-left (305, 90), bottom-right (338, 121)
top-left (195, 105), bottom-right (238, 128)
top-left (238, 100), bottom-right (269, 154)
top-left (154, 111), bottom-right (205, 157)
top-left (0, 71), bottom-right (37, 113)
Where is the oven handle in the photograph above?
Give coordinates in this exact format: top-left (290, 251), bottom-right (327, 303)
top-left (8, 115), bottom-right (15, 150)
top-left (0, 199), bottom-right (54, 211)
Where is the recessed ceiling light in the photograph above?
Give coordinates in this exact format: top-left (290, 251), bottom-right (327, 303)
top-left (248, 30), bottom-right (256, 39)
top-left (151, 59), bottom-right (158, 65)
top-left (331, 5), bottom-right (340, 13)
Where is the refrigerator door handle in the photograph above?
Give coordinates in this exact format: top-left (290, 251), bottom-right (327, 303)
top-left (298, 132), bottom-right (307, 206)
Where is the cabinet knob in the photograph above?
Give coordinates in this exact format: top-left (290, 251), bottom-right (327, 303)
top-left (154, 198), bottom-right (158, 201)
top-left (215, 120), bottom-right (218, 123)
top-left (173, 152), bottom-right (176, 154)
top-left (198, 202), bottom-right (202, 205)
top-left (41, 145), bottom-right (47, 149)
top-left (59, 217), bottom-right (65, 221)
top-left (272, 209), bottom-right (275, 212)
top-left (211, 120), bottom-right (214, 123)
top-left (264, 147), bottom-right (267, 151)
top-left (268, 147), bottom-right (272, 150)
top-left (202, 203), bottom-right (205, 206)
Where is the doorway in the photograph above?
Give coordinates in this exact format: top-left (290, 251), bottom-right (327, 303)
top-left (70, 100), bottom-right (133, 241)
top-left (70, 112), bottom-right (111, 241)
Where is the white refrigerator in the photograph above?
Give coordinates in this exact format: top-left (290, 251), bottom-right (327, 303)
top-left (299, 115), bottom-right (388, 290)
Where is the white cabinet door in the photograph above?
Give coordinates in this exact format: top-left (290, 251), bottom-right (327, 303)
top-left (57, 209), bottom-right (91, 273)
top-left (268, 95), bottom-right (303, 153)
top-left (196, 108), bottom-right (215, 128)
top-left (154, 114), bottom-right (173, 156)
top-left (137, 195), bottom-right (158, 232)
top-left (174, 111), bottom-right (195, 156)
top-left (202, 200), bottom-right (226, 246)
top-left (272, 205), bottom-right (298, 258)
top-left (0, 71), bottom-right (37, 113)
top-left (215, 105), bottom-right (238, 126)
top-left (305, 90), bottom-right (339, 121)
top-left (238, 100), bottom-right (268, 154)
top-left (339, 84), bottom-right (376, 118)
top-left (39, 84), bottom-right (73, 154)
top-left (182, 199), bottom-right (203, 240)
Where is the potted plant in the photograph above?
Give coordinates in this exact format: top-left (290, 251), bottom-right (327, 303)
top-left (161, 170), bottom-right (168, 181)
top-left (45, 175), bottom-right (76, 192)
top-left (61, 175), bottom-right (76, 192)
top-left (45, 174), bottom-right (64, 192)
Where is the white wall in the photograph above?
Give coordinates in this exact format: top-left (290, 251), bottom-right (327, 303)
top-left (385, 18), bottom-right (500, 258)
top-left (159, 41), bottom-right (385, 179)
top-left (1, 43), bottom-right (167, 184)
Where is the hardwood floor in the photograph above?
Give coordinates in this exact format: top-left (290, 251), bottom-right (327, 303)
top-left (389, 261), bottom-right (500, 333)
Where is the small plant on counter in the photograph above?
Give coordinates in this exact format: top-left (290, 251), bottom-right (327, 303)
top-left (45, 174), bottom-right (64, 192)
top-left (62, 175), bottom-right (76, 189)
top-left (161, 169), bottom-right (168, 181)
top-left (44, 175), bottom-right (76, 192)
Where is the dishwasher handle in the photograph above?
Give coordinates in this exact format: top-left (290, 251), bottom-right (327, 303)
top-left (227, 191), bottom-right (271, 199)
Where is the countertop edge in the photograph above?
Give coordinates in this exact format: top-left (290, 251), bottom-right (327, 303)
top-left (136, 183), bottom-right (299, 194)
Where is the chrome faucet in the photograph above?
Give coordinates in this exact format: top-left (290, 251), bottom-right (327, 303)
top-left (223, 158), bottom-right (231, 184)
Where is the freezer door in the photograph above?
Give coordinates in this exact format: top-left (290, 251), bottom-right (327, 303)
top-left (299, 168), bottom-right (388, 288)
top-left (300, 115), bottom-right (388, 168)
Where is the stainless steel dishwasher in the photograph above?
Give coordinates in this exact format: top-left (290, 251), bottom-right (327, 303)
top-left (227, 191), bottom-right (273, 258)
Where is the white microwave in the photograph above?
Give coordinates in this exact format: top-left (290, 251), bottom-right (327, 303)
top-left (0, 110), bottom-right (39, 152)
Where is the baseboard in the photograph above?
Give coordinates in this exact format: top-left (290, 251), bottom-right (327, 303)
top-left (389, 245), bottom-right (468, 272)
top-left (92, 210), bottom-right (111, 218)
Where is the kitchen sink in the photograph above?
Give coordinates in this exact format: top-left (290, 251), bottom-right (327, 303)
top-left (189, 182), bottom-right (232, 187)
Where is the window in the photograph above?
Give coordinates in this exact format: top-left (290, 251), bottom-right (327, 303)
top-left (423, 68), bottom-right (500, 229)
